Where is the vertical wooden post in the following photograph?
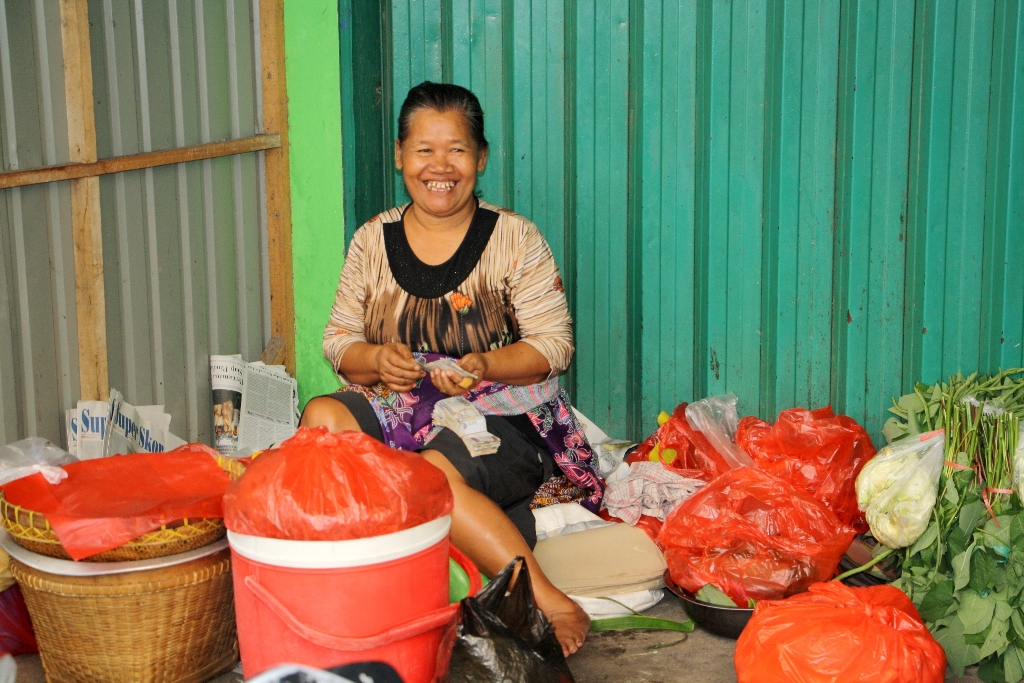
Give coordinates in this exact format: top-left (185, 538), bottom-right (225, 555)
top-left (260, 0), bottom-right (296, 375)
top-left (59, 0), bottom-right (108, 400)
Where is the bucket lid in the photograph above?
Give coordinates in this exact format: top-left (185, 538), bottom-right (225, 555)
top-left (228, 515), bottom-right (450, 569)
top-left (224, 428), bottom-right (454, 541)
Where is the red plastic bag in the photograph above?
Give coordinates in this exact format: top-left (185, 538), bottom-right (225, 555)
top-left (0, 585), bottom-right (36, 656)
top-left (597, 508), bottom-right (663, 542)
top-left (626, 403), bottom-right (732, 481)
top-left (736, 406), bottom-right (876, 531)
top-left (657, 467), bottom-right (855, 605)
top-left (734, 582), bottom-right (946, 683)
top-left (224, 427), bottom-right (453, 541)
top-left (1, 446), bottom-right (231, 561)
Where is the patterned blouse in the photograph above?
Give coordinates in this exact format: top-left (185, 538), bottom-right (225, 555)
top-left (321, 201), bottom-right (605, 511)
top-left (324, 201), bottom-right (573, 375)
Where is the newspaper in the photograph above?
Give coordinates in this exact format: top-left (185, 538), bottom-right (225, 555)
top-left (236, 362), bottom-right (299, 452)
top-left (104, 390), bottom-right (186, 455)
top-left (210, 355), bottom-right (245, 454)
top-left (68, 400), bottom-right (110, 460)
top-left (67, 399), bottom-right (179, 459)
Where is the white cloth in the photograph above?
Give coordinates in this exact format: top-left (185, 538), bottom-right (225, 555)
top-left (532, 503), bottom-right (612, 541)
top-left (603, 461), bottom-right (705, 525)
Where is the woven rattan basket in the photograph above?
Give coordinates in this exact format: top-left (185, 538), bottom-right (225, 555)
top-left (10, 548), bottom-right (237, 683)
top-left (0, 493), bottom-right (226, 562)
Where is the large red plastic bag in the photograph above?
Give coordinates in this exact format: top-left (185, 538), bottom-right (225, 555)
top-left (657, 467), bottom-right (855, 606)
top-left (856, 429), bottom-right (943, 548)
top-left (736, 406), bottom-right (876, 531)
top-left (734, 582), bottom-right (946, 683)
top-left (627, 403), bottom-right (733, 481)
top-left (1, 446), bottom-right (231, 561)
top-left (224, 427), bottom-right (453, 541)
top-left (683, 394), bottom-right (754, 469)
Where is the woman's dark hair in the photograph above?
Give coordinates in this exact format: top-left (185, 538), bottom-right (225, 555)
top-left (397, 81), bottom-right (488, 150)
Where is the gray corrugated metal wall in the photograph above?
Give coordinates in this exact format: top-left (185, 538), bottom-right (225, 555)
top-left (0, 0), bottom-right (78, 448)
top-left (1, 0), bottom-right (269, 448)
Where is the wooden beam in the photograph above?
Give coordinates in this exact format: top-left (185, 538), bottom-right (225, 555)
top-left (60, 0), bottom-right (108, 401)
top-left (0, 134), bottom-right (281, 189)
top-left (261, 0), bottom-right (296, 376)
top-left (261, 336), bottom-right (287, 366)
top-left (60, 0), bottom-right (96, 165)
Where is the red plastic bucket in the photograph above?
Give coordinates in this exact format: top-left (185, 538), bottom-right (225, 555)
top-left (229, 516), bottom-right (480, 682)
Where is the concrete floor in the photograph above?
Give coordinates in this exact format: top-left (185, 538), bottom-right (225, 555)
top-left (569, 597), bottom-right (983, 683)
top-left (14, 593), bottom-right (983, 682)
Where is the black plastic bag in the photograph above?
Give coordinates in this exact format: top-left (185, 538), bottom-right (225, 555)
top-left (448, 557), bottom-right (575, 683)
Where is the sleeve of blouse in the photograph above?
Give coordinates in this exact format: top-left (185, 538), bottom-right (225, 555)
top-left (322, 226), bottom-right (371, 374)
top-left (509, 220), bottom-right (574, 376)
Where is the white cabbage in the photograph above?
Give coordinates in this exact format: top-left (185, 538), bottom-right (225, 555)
top-left (856, 433), bottom-right (944, 549)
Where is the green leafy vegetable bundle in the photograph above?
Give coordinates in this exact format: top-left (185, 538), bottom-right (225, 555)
top-left (885, 369), bottom-right (1024, 682)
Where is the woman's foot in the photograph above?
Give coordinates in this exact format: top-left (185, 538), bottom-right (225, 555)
top-left (417, 450), bottom-right (590, 655)
top-left (536, 587), bottom-right (590, 656)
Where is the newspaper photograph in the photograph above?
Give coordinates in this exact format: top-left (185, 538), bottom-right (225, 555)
top-left (210, 355), bottom-right (245, 454)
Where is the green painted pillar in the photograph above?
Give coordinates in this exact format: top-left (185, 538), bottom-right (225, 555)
top-left (284, 0), bottom-right (345, 407)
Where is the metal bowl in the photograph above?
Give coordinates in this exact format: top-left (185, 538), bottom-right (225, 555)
top-left (663, 571), bottom-right (754, 639)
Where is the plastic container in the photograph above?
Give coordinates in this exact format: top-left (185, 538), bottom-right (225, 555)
top-left (229, 516), bottom-right (480, 682)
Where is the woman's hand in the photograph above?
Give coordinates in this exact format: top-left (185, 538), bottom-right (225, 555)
top-left (374, 342), bottom-right (425, 392)
top-left (430, 352), bottom-right (489, 396)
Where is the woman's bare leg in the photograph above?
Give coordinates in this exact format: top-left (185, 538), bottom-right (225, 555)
top-left (301, 399), bottom-right (589, 655)
top-left (421, 449), bottom-right (589, 656)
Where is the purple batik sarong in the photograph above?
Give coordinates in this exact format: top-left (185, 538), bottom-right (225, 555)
top-left (339, 353), bottom-right (604, 511)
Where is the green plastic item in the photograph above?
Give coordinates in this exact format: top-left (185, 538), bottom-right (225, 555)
top-left (449, 557), bottom-right (489, 603)
top-left (589, 616), bottom-right (695, 633)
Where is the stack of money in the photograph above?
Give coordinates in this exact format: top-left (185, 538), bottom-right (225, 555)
top-left (416, 357), bottom-right (478, 389)
top-left (432, 397), bottom-right (501, 456)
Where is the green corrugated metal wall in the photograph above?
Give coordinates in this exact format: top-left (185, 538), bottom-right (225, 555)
top-left (339, 0), bottom-right (1024, 442)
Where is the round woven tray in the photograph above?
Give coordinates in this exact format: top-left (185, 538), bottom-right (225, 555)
top-left (0, 493), bottom-right (226, 562)
top-left (10, 548), bottom-right (238, 683)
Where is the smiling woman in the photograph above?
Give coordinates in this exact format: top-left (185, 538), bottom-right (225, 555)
top-left (299, 81), bottom-right (599, 656)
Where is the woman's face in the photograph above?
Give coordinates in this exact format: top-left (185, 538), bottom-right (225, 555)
top-left (395, 108), bottom-right (488, 221)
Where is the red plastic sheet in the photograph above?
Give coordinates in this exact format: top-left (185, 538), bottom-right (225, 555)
top-left (657, 467), bottom-right (855, 606)
top-left (736, 406), bottom-right (876, 531)
top-left (0, 585), bottom-right (36, 657)
top-left (626, 403), bottom-right (732, 481)
top-left (1, 446), bottom-right (231, 561)
top-left (224, 427), bottom-right (454, 541)
top-left (734, 582), bottom-right (946, 683)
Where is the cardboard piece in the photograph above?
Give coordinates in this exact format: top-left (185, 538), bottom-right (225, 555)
top-left (533, 522), bottom-right (667, 598)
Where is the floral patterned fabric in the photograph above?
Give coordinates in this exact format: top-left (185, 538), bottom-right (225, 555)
top-left (341, 352), bottom-right (604, 512)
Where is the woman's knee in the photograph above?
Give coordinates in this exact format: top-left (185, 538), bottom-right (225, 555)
top-left (299, 396), bottom-right (361, 433)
